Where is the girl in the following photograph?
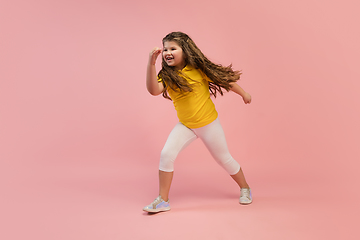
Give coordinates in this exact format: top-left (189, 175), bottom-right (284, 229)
top-left (143, 32), bottom-right (252, 213)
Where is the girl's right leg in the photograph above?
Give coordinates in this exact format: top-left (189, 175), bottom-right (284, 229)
top-left (143, 122), bottom-right (197, 212)
top-left (159, 170), bottom-right (173, 202)
top-left (158, 122), bottom-right (197, 201)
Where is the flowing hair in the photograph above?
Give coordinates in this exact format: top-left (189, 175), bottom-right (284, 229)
top-left (158, 31), bottom-right (241, 100)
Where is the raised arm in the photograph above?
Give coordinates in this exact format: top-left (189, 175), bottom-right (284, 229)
top-left (230, 82), bottom-right (252, 104)
top-left (146, 47), bottom-right (164, 96)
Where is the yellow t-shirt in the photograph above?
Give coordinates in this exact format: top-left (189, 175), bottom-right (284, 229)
top-left (158, 65), bottom-right (218, 128)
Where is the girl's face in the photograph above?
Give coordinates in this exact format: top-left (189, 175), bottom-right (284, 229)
top-left (162, 41), bottom-right (186, 70)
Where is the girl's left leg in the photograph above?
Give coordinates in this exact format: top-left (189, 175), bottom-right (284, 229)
top-left (193, 118), bottom-right (250, 189)
top-left (230, 167), bottom-right (249, 189)
top-left (193, 118), bottom-right (252, 204)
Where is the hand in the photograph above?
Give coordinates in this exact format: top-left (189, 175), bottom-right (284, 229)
top-left (242, 92), bottom-right (252, 104)
top-left (149, 47), bottom-right (162, 65)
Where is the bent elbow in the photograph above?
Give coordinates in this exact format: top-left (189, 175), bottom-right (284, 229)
top-left (147, 89), bottom-right (162, 96)
top-left (149, 92), bottom-right (161, 96)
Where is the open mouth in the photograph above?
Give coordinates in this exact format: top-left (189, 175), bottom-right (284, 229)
top-left (165, 56), bottom-right (173, 61)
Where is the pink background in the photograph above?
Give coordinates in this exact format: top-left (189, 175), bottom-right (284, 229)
top-left (1, 0), bottom-right (359, 239)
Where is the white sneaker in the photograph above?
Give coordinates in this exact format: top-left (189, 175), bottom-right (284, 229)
top-left (143, 196), bottom-right (171, 213)
top-left (240, 188), bottom-right (252, 205)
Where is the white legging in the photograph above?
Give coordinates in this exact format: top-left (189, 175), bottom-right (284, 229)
top-left (159, 117), bottom-right (241, 175)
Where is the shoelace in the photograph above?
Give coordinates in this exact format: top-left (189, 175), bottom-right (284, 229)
top-left (241, 189), bottom-right (250, 198)
top-left (151, 196), bottom-right (163, 207)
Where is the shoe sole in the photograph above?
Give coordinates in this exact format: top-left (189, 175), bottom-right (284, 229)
top-left (143, 207), bottom-right (171, 213)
